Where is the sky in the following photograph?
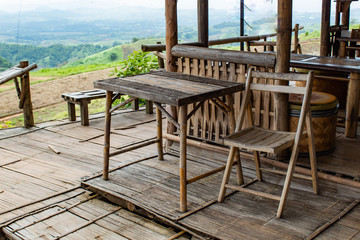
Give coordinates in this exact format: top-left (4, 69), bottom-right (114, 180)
top-left (2, 0), bottom-right (359, 13)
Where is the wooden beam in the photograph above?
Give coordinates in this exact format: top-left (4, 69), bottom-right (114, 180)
top-left (197, 0), bottom-right (208, 47)
top-left (320, 0), bottom-right (331, 56)
top-left (172, 45), bottom-right (276, 68)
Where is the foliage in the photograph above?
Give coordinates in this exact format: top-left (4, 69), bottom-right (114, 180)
top-left (115, 50), bottom-right (158, 78)
top-left (0, 120), bottom-right (16, 129)
top-left (0, 56), bottom-right (11, 69)
top-left (114, 50), bottom-right (159, 108)
top-left (0, 43), bottom-right (108, 68)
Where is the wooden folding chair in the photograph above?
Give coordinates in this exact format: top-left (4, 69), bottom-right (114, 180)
top-left (218, 68), bottom-right (318, 218)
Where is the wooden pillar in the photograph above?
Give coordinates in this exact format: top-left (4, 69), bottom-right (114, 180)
top-left (274, 0), bottom-right (292, 135)
top-left (341, 2), bottom-right (351, 27)
top-left (165, 0), bottom-right (178, 145)
top-left (165, 0), bottom-right (178, 72)
top-left (320, 0), bottom-right (331, 56)
top-left (345, 73), bottom-right (360, 138)
top-left (20, 61), bottom-right (34, 128)
top-left (240, 0), bottom-right (245, 51)
top-left (198, 0), bottom-right (208, 47)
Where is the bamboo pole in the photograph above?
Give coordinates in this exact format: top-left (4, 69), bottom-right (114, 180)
top-left (179, 105), bottom-right (188, 213)
top-left (103, 91), bottom-right (112, 180)
top-left (141, 26), bottom-right (304, 52)
top-left (320, 0), bottom-right (331, 56)
top-left (197, 0), bottom-right (208, 47)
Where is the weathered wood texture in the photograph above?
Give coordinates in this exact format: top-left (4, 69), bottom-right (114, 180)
top-left (82, 141), bottom-right (360, 240)
top-left (197, 0), bottom-right (208, 47)
top-left (0, 109), bottom-right (359, 239)
top-left (1, 189), bottom-right (188, 240)
top-left (174, 55), bottom-right (276, 145)
top-left (320, 0), bottom-right (331, 56)
top-left (94, 71), bottom-right (244, 107)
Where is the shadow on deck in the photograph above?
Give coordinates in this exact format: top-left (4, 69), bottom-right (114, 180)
top-left (0, 109), bottom-right (359, 239)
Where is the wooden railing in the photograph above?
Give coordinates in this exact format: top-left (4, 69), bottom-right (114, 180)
top-left (168, 45), bottom-right (277, 144)
top-left (0, 61), bottom-right (37, 128)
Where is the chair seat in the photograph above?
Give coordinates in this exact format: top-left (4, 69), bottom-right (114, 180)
top-left (223, 126), bottom-right (296, 154)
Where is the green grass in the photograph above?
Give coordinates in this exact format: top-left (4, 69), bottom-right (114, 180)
top-left (0, 99), bottom-right (108, 128)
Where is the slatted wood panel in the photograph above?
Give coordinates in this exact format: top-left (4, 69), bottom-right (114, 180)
top-left (175, 57), bottom-right (276, 144)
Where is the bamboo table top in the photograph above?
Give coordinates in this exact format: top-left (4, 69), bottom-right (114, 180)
top-left (290, 54), bottom-right (360, 73)
top-left (94, 71), bottom-right (245, 106)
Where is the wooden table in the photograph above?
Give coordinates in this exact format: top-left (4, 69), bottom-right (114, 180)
top-left (290, 54), bottom-right (360, 138)
top-left (94, 70), bottom-right (245, 212)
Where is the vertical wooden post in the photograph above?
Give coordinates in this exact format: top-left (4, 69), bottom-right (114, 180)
top-left (157, 42), bottom-right (165, 69)
top-left (293, 24), bottom-right (299, 53)
top-left (240, 0), bottom-right (245, 51)
top-left (156, 105), bottom-right (164, 160)
top-left (165, 0), bottom-right (178, 145)
top-left (198, 0), bottom-right (208, 47)
top-left (179, 105), bottom-right (188, 212)
top-left (320, 0), bottom-right (331, 56)
top-left (274, 0), bottom-right (292, 136)
top-left (341, 2), bottom-right (351, 27)
top-left (20, 61), bottom-right (34, 128)
top-left (103, 91), bottom-right (113, 180)
top-left (345, 73), bottom-right (360, 138)
top-left (165, 0), bottom-right (178, 72)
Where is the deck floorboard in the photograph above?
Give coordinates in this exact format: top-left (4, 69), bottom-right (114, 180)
top-left (0, 109), bottom-right (359, 239)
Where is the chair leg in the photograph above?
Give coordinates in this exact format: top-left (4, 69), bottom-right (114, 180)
top-left (306, 113), bottom-right (318, 194)
top-left (277, 146), bottom-right (300, 218)
top-left (218, 146), bottom-right (239, 202)
top-left (253, 150), bottom-right (262, 181)
top-left (234, 149), bottom-right (244, 185)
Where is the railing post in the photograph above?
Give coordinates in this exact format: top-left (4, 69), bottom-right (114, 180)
top-left (19, 61), bottom-right (34, 128)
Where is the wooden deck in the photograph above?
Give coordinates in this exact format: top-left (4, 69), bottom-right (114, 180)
top-left (0, 109), bottom-right (359, 239)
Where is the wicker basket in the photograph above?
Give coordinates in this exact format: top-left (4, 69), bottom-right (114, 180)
top-left (289, 91), bottom-right (338, 156)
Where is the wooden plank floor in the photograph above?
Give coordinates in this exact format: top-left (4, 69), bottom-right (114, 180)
top-left (0, 108), bottom-right (359, 239)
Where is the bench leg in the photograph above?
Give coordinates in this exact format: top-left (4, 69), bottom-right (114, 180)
top-left (67, 102), bottom-right (76, 121)
top-left (80, 101), bottom-right (89, 126)
top-left (132, 98), bottom-right (139, 111)
top-left (146, 100), bottom-right (154, 114)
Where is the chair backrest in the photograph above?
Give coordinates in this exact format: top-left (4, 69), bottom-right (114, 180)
top-left (236, 68), bottom-right (314, 137)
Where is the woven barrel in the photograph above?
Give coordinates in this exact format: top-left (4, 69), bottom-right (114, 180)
top-left (289, 91), bottom-right (338, 156)
top-left (295, 70), bottom-right (348, 109)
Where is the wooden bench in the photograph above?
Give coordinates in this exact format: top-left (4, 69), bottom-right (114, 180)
top-left (62, 89), bottom-right (154, 126)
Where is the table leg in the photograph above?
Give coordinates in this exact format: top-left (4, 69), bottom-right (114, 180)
top-left (345, 73), bottom-right (360, 138)
top-left (103, 91), bottom-right (113, 180)
top-left (179, 105), bottom-right (188, 212)
top-left (156, 104), bottom-right (164, 160)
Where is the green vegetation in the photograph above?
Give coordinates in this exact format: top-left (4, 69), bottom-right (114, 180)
top-left (0, 43), bottom-right (108, 68)
top-left (1, 50), bottom-right (159, 128)
top-left (0, 98), bottom-right (107, 129)
top-left (114, 50), bottom-right (159, 107)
